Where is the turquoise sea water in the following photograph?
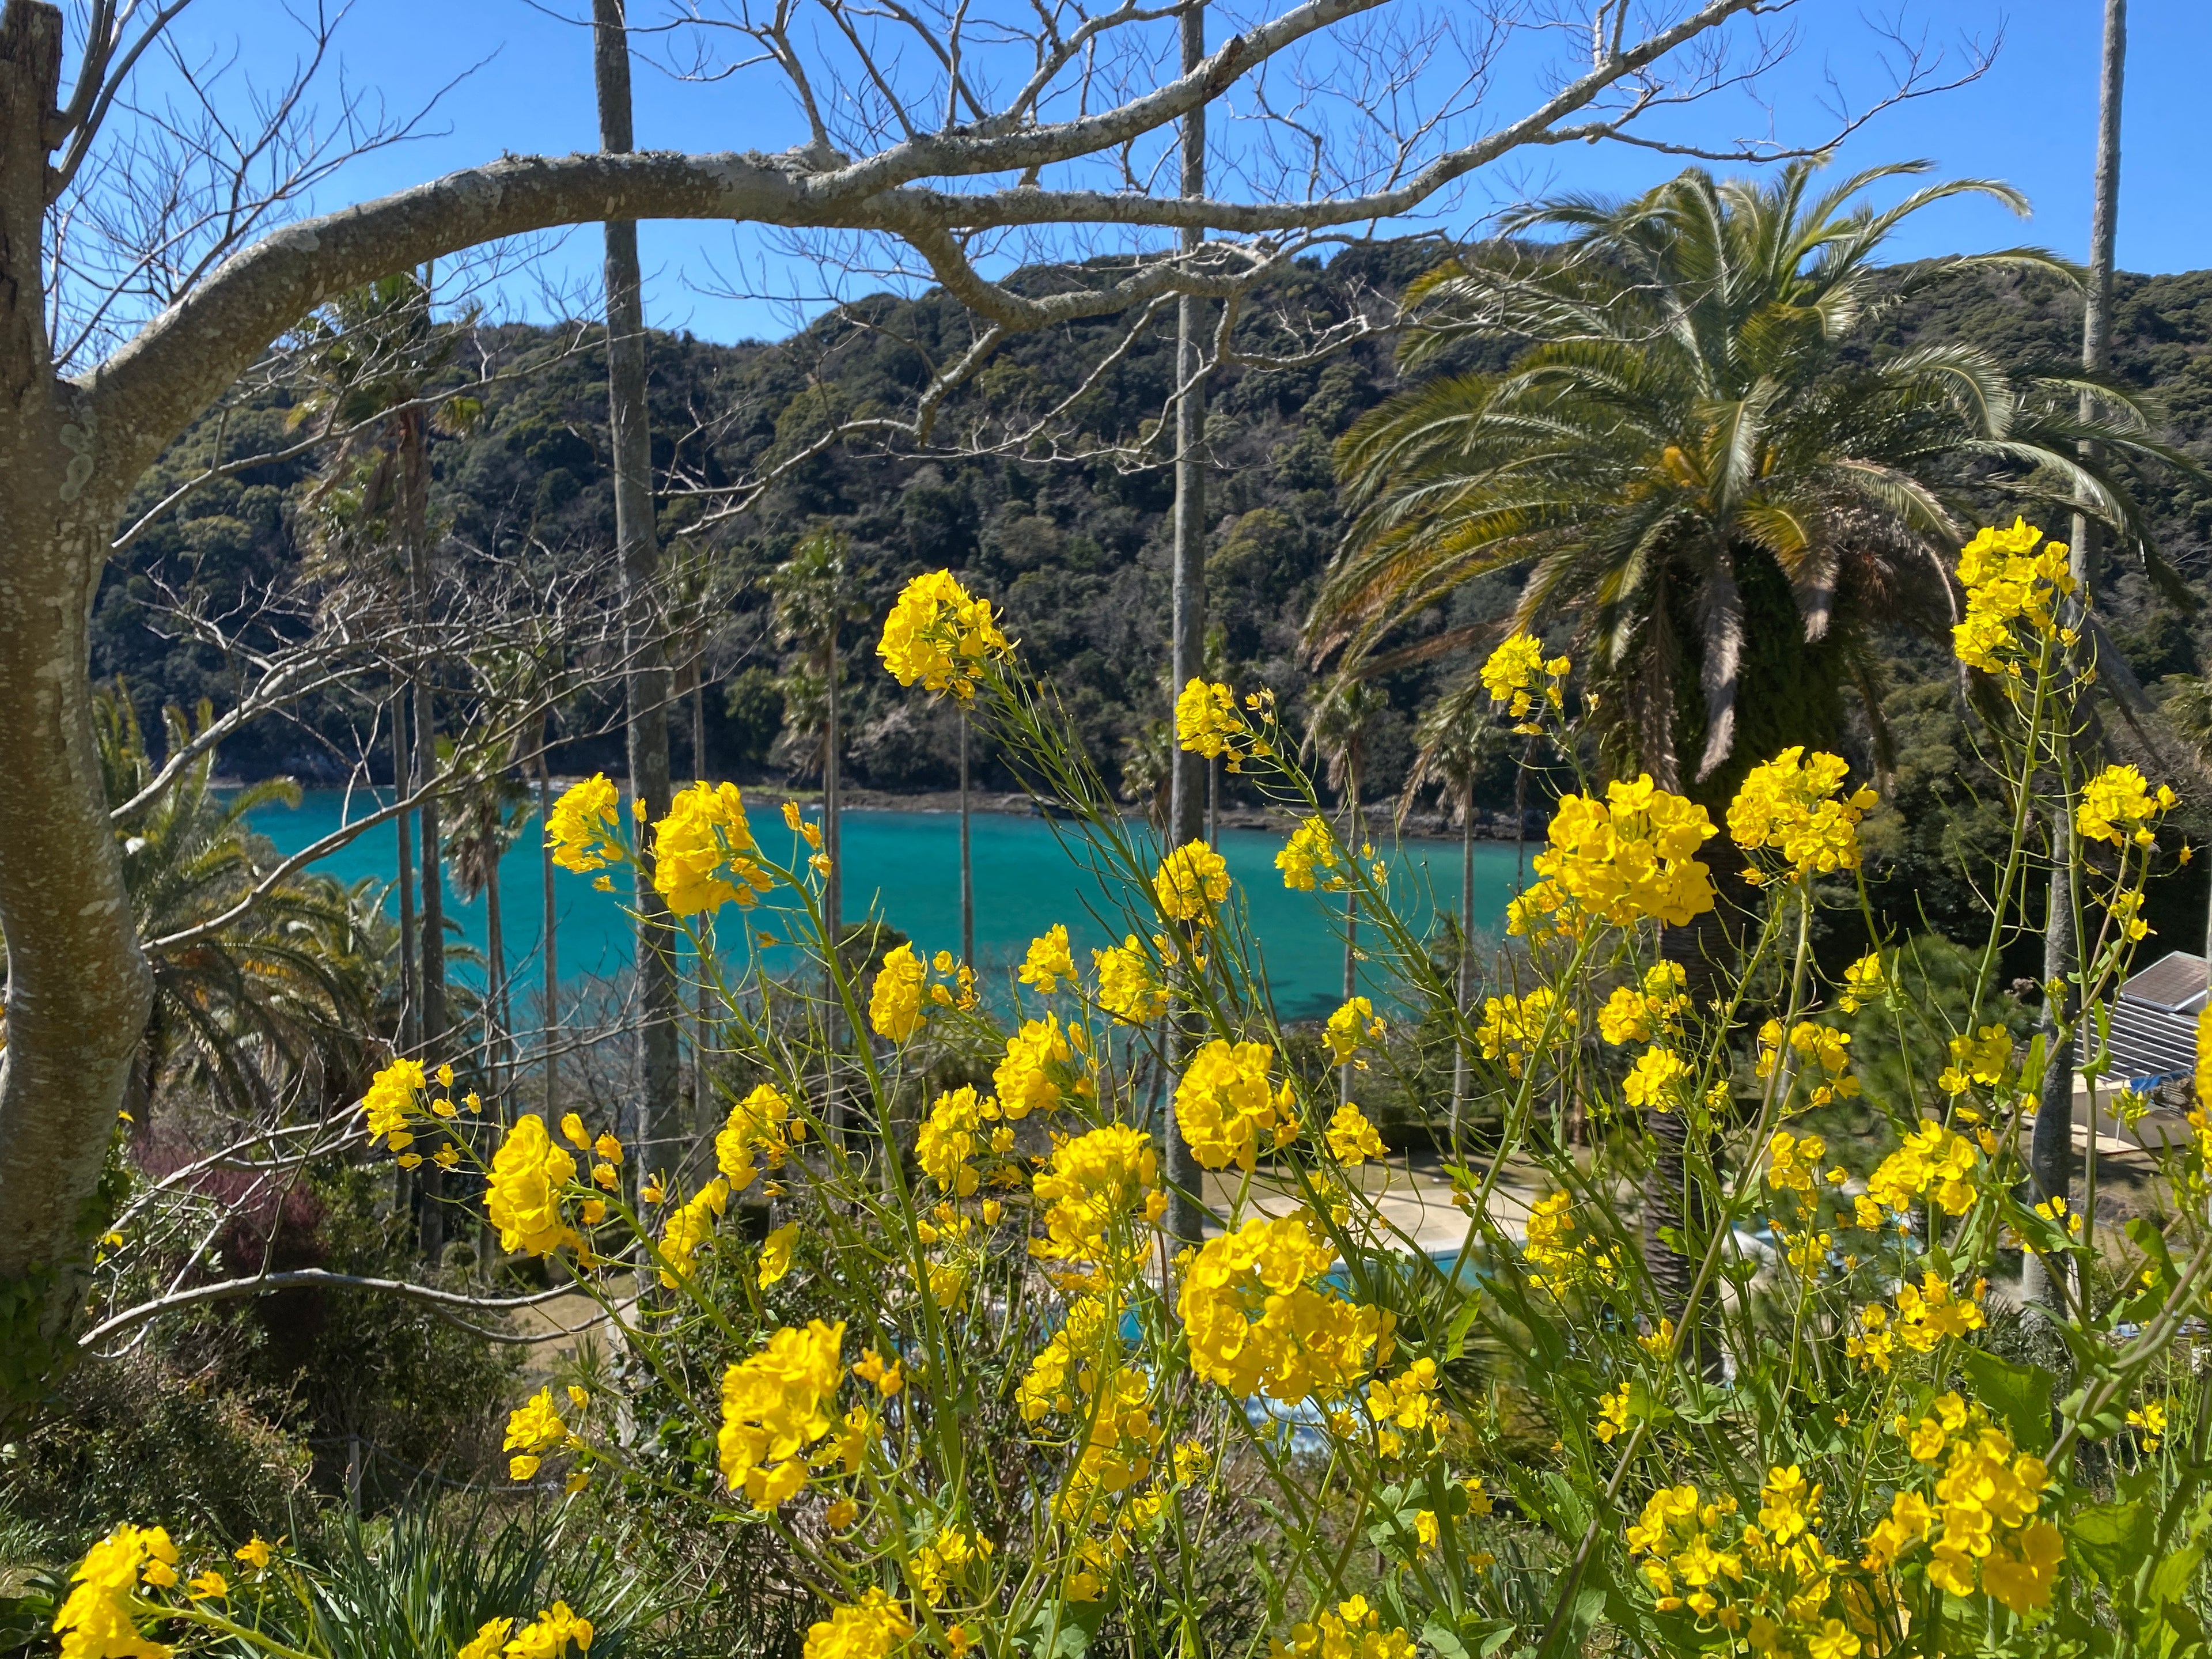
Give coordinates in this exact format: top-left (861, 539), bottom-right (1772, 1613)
top-left (249, 791), bottom-right (1524, 1020)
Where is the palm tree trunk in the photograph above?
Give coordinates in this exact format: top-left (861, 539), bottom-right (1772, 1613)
top-left (1342, 759), bottom-right (1361, 1107)
top-left (2029, 0), bottom-right (2124, 1309)
top-left (539, 764), bottom-right (559, 1118)
top-left (960, 709), bottom-right (974, 967)
top-left (594, 0), bottom-right (680, 1177)
top-left (401, 406), bottom-right (448, 1266)
top-left (825, 633), bottom-right (843, 943)
top-left (1162, 0), bottom-right (1209, 1246)
top-left (486, 857), bottom-right (508, 1097)
top-left (395, 690), bottom-right (418, 1055)
top-left (692, 658), bottom-right (711, 1133)
top-left (1452, 774), bottom-right (1474, 1145)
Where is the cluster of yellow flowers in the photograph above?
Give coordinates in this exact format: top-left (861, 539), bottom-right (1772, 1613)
top-left (1270, 1596), bottom-right (1418, 1659)
top-left (545, 772), bottom-right (624, 874)
top-left (801, 1588), bottom-right (914, 1659)
top-left (653, 781), bottom-right (776, 915)
top-left (1950, 518), bottom-right (2073, 675)
top-left (996, 1012), bottom-right (1091, 1116)
top-left (1030, 1124), bottom-right (1165, 1265)
top-left (1275, 815), bottom-right (1348, 893)
top-left (1837, 950), bottom-right (1887, 1013)
top-left (1521, 1190), bottom-right (1618, 1293)
top-left (1862, 1395), bottom-right (2061, 1613)
top-left (459, 1604), bottom-right (596, 1659)
top-left (1597, 963), bottom-right (1690, 1045)
top-left (718, 1319), bottom-right (852, 1509)
top-left (1622, 1045), bottom-right (1693, 1113)
top-left (1478, 632), bottom-right (1571, 733)
top-left (1175, 678), bottom-right (1274, 770)
top-left (1092, 934), bottom-right (1170, 1023)
top-left (1364, 1356), bottom-right (1443, 1459)
top-left (1727, 747), bottom-right (1878, 881)
top-left (503, 1385), bottom-right (589, 1483)
top-left (1935, 1024), bottom-right (2013, 1097)
top-left (1627, 1469), bottom-right (1854, 1656)
top-left (487, 1115), bottom-right (580, 1258)
top-left (657, 1178), bottom-right (730, 1287)
top-left (1322, 995), bottom-right (1386, 1065)
top-left (877, 569), bottom-right (1013, 702)
top-left (1155, 838), bottom-right (1231, 923)
top-left (910, 1524), bottom-right (995, 1609)
top-left (1173, 1039), bottom-right (1299, 1169)
top-left (1755, 1020), bottom-right (1858, 1108)
top-left (2077, 762), bottom-right (2175, 848)
top-left (717, 1082), bottom-right (797, 1192)
top-left (1508, 776), bottom-right (1717, 940)
top-left (1324, 1103), bottom-right (1385, 1164)
top-left (1762, 1130), bottom-right (1830, 1199)
top-left (915, 1085), bottom-right (1010, 1198)
top-left (1020, 1296), bottom-right (1112, 1421)
top-left (1020, 924), bottom-right (1078, 993)
top-left (54, 1523), bottom-right (180, 1659)
top-left (1847, 1274), bottom-right (1987, 1373)
top-left (868, 944), bottom-right (930, 1041)
top-left (1475, 987), bottom-right (1572, 1080)
top-left (1864, 1121), bottom-right (1980, 1218)
top-left (1179, 1213), bottom-right (1392, 1401)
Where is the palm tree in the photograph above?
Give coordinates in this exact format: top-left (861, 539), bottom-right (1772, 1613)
top-left (446, 768), bottom-right (532, 1097)
top-left (770, 529), bottom-right (868, 946)
top-left (1318, 160), bottom-right (2182, 803)
top-left (297, 270), bottom-right (483, 1072)
top-left (1404, 680), bottom-right (1508, 1142)
top-left (93, 687), bottom-right (382, 1123)
top-left (1312, 678), bottom-right (1388, 1104)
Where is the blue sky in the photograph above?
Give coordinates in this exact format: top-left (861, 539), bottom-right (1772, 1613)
top-left (137, 1), bottom-right (2212, 343)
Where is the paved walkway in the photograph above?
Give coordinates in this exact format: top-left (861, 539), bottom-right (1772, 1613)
top-left (1199, 1148), bottom-right (1548, 1256)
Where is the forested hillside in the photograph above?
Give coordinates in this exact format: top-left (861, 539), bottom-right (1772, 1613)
top-left (90, 247), bottom-right (2212, 841)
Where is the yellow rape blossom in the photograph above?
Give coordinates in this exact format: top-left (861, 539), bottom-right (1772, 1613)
top-left (1173, 1039), bottom-right (1298, 1169)
top-left (652, 782), bottom-right (776, 914)
top-left (1031, 1123), bottom-right (1162, 1264)
top-left (1726, 747), bottom-right (1877, 879)
top-left (503, 1387), bottom-right (568, 1482)
top-left (1276, 815), bottom-right (1345, 892)
top-left (1596, 963), bottom-right (1689, 1046)
top-left (1507, 775), bottom-right (1715, 940)
top-left (1273, 1596), bottom-right (1418, 1659)
top-left (487, 1116), bottom-right (579, 1257)
top-left (877, 570), bottom-right (1012, 703)
top-left (1475, 988), bottom-right (1572, 1079)
top-left (545, 774), bottom-right (624, 873)
top-left (717, 1083), bottom-right (792, 1191)
top-left (1093, 935), bottom-right (1169, 1023)
top-left (1156, 838), bottom-right (1230, 923)
top-left (1951, 518), bottom-right (2073, 674)
top-left (1020, 924), bottom-right (1078, 994)
top-left (658, 1178), bottom-right (730, 1287)
top-left (1176, 679), bottom-right (1272, 768)
top-left (869, 942), bottom-right (929, 1041)
top-left (1324, 1103), bottom-right (1384, 1165)
top-left (759, 1220), bottom-right (800, 1287)
top-left (1838, 950), bottom-right (1886, 1012)
top-left (2077, 762), bottom-right (2175, 847)
top-left (1479, 631), bottom-right (1571, 729)
top-left (995, 1013), bottom-right (1085, 1118)
top-left (1622, 1046), bottom-right (1692, 1113)
top-left (1323, 995), bottom-right (1385, 1065)
top-left (1866, 1120), bottom-right (1980, 1216)
top-left (802, 1588), bottom-right (914, 1659)
top-left (54, 1524), bottom-right (179, 1659)
top-left (1179, 1213), bottom-right (1392, 1402)
top-left (916, 1085), bottom-right (995, 1196)
top-left (361, 1056), bottom-right (425, 1153)
top-left (718, 1320), bottom-right (846, 1509)
top-left (505, 1603), bottom-right (594, 1659)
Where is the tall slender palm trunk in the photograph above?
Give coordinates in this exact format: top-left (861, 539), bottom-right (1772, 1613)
top-left (1341, 762), bottom-right (1361, 1107)
top-left (593, 0), bottom-right (679, 1176)
top-left (1161, 0), bottom-right (1209, 1247)
top-left (540, 763), bottom-right (559, 1119)
top-left (960, 711), bottom-right (974, 967)
top-left (1451, 775), bottom-right (1474, 1143)
top-left (2028, 0), bottom-right (2126, 1310)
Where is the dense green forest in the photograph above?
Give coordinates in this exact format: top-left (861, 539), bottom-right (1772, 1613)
top-left (90, 245), bottom-right (2212, 949)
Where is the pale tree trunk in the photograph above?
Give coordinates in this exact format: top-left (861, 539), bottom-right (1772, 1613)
top-left (540, 764), bottom-right (559, 1118)
top-left (486, 858), bottom-right (509, 1096)
top-left (1451, 775), bottom-right (1474, 1143)
top-left (1341, 759), bottom-right (1361, 1107)
top-left (2028, 0), bottom-right (2123, 1310)
top-left (405, 412), bottom-right (447, 1263)
top-left (960, 710), bottom-right (974, 967)
top-left (1162, 0), bottom-right (1208, 1247)
top-left (395, 690), bottom-right (418, 1054)
top-left (594, 0), bottom-right (680, 1175)
top-left (691, 656), bottom-right (712, 1133)
top-left (824, 634), bottom-right (843, 945)
top-left (0, 2), bottom-right (156, 1384)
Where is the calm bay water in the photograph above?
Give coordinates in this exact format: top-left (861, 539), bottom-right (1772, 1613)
top-left (250, 791), bottom-right (1524, 1020)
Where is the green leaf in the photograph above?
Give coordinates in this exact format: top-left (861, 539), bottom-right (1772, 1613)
top-left (1420, 1620), bottom-right (1474, 1659)
top-left (1959, 1347), bottom-right (2054, 1455)
top-left (2068, 1498), bottom-right (2152, 1588)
